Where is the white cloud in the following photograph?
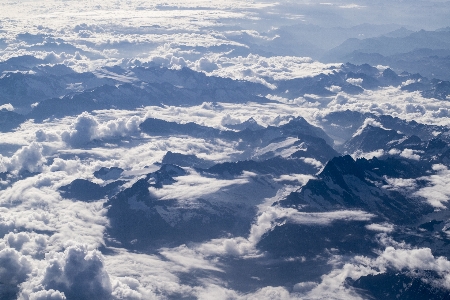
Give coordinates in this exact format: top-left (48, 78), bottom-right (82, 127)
top-left (365, 223), bottom-right (394, 233)
top-left (160, 245), bottom-right (223, 272)
top-left (352, 118), bottom-right (387, 137)
top-left (61, 112), bottom-right (143, 147)
top-left (5, 232), bottom-right (48, 257)
top-left (339, 4), bottom-right (366, 9)
top-left (209, 54), bottom-right (341, 83)
top-left (148, 170), bottom-right (251, 202)
top-left (28, 289), bottom-right (67, 300)
top-left (414, 164), bottom-right (450, 208)
top-left (18, 244), bottom-right (112, 300)
top-left (61, 112), bottom-right (99, 147)
top-left (0, 247), bottom-right (32, 285)
top-left (0, 142), bottom-right (46, 173)
top-left (346, 78), bottom-right (363, 86)
top-left (399, 148), bottom-right (421, 160)
top-left (0, 103), bottom-right (14, 111)
top-left (351, 149), bottom-right (385, 160)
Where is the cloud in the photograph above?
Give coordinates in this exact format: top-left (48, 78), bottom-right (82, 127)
top-left (399, 148), bottom-right (421, 160)
top-left (382, 177), bottom-right (417, 192)
top-left (299, 243), bottom-right (450, 299)
top-left (209, 54), bottom-right (341, 83)
top-left (61, 112), bottom-right (143, 147)
top-left (28, 289), bottom-right (67, 300)
top-left (194, 206), bottom-right (374, 259)
top-left (352, 118), bottom-right (387, 137)
top-left (339, 4), bottom-right (366, 9)
top-left (346, 78), bottom-right (363, 86)
top-left (160, 245), bottom-right (223, 272)
top-left (38, 244), bottom-right (112, 300)
top-left (0, 103), bottom-right (14, 111)
top-left (61, 113), bottom-right (99, 147)
top-left (414, 164), bottom-right (450, 208)
top-left (5, 232), bottom-right (48, 257)
top-left (0, 247), bottom-right (32, 285)
top-left (0, 142), bottom-right (46, 173)
top-left (246, 286), bottom-right (292, 300)
top-left (365, 223), bottom-right (394, 233)
top-left (195, 57), bottom-right (218, 72)
top-left (148, 170), bottom-right (251, 202)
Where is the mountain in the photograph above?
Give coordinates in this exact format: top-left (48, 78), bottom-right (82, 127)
top-left (161, 151), bottom-right (215, 169)
top-left (324, 29), bottom-right (450, 61)
top-left (223, 117), bottom-right (265, 131)
top-left (320, 110), bottom-right (450, 145)
top-left (322, 29), bottom-right (450, 80)
top-left (140, 116), bottom-right (336, 157)
top-left (278, 155), bottom-right (433, 221)
top-left (59, 179), bottom-right (125, 201)
top-left (256, 154), bottom-right (442, 276)
top-left (342, 125), bottom-right (405, 153)
top-left (104, 164), bottom-right (275, 249)
top-left (0, 109), bottom-right (26, 132)
top-left (349, 271), bottom-right (450, 300)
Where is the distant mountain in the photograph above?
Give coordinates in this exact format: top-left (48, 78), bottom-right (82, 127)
top-left (382, 27), bottom-right (415, 38)
top-left (140, 116), bottom-right (335, 154)
top-left (224, 117), bottom-right (265, 131)
top-left (245, 23), bottom-right (404, 59)
top-left (320, 110), bottom-right (450, 145)
top-left (272, 62), bottom-right (448, 101)
top-left (324, 29), bottom-right (450, 60)
top-left (2, 56), bottom-right (448, 122)
top-left (322, 29), bottom-right (450, 80)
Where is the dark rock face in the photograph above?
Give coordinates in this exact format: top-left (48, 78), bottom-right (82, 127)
top-left (278, 155), bottom-right (433, 222)
top-left (162, 151), bottom-right (215, 169)
top-left (350, 271), bottom-right (450, 300)
top-left (104, 164), bottom-right (256, 249)
top-left (93, 167), bottom-right (124, 180)
top-left (59, 179), bottom-right (124, 201)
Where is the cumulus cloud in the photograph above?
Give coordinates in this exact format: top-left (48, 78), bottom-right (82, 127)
top-left (28, 289), bottom-right (67, 300)
top-left (5, 232), bottom-right (48, 257)
top-left (0, 103), bottom-right (14, 111)
top-left (0, 247), bottom-right (32, 285)
top-left (195, 57), bottom-right (218, 72)
top-left (61, 112), bottom-right (142, 147)
top-left (0, 142), bottom-right (46, 173)
top-left (221, 114), bottom-right (241, 126)
top-left (61, 113), bottom-right (99, 147)
top-left (37, 245), bottom-right (112, 300)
